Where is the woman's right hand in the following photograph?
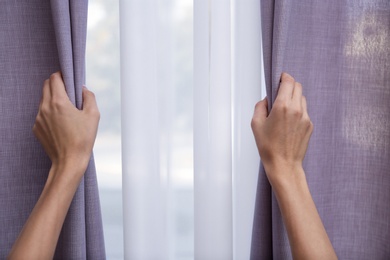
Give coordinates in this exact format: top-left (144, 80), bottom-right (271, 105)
top-left (251, 72), bottom-right (313, 185)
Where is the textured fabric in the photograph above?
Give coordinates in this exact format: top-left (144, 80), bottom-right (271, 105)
top-left (0, 1), bottom-right (105, 258)
top-left (251, 0), bottom-right (390, 259)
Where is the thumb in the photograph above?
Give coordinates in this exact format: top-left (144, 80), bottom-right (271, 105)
top-left (82, 86), bottom-right (98, 113)
top-left (252, 97), bottom-right (268, 127)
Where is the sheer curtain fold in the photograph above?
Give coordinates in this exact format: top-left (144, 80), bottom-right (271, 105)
top-left (120, 0), bottom-right (172, 258)
top-left (252, 0), bottom-right (390, 259)
top-left (231, 1), bottom-right (264, 259)
top-left (194, 0), bottom-right (262, 259)
top-left (194, 0), bottom-right (233, 258)
top-left (0, 1), bottom-right (105, 258)
top-left (120, 0), bottom-right (263, 258)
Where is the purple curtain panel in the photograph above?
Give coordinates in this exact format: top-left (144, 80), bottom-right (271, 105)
top-left (251, 0), bottom-right (390, 259)
top-left (0, 1), bottom-right (105, 259)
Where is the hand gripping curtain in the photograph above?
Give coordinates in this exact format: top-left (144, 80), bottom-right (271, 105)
top-left (0, 1), bottom-right (105, 258)
top-left (251, 0), bottom-right (390, 259)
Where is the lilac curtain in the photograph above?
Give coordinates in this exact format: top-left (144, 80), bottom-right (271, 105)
top-left (0, 1), bottom-right (105, 258)
top-left (251, 0), bottom-right (390, 259)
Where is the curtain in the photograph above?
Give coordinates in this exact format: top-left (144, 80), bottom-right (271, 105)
top-left (251, 0), bottom-right (390, 259)
top-left (0, 1), bottom-right (105, 258)
top-left (120, 0), bottom-right (263, 259)
top-left (120, 0), bottom-right (174, 258)
top-left (194, 0), bottom-right (263, 259)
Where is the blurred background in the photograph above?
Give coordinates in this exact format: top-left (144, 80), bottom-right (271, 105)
top-left (86, 1), bottom-right (194, 259)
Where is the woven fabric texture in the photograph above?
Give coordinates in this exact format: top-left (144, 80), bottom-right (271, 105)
top-left (251, 0), bottom-right (390, 259)
top-left (0, 1), bottom-right (105, 258)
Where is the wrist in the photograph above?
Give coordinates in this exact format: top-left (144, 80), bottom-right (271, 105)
top-left (53, 153), bottom-right (90, 172)
top-left (263, 162), bottom-right (307, 193)
top-left (49, 157), bottom-right (89, 184)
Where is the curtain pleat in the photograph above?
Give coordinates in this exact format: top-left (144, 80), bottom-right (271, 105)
top-left (231, 1), bottom-right (264, 259)
top-left (252, 0), bottom-right (390, 259)
top-left (120, 0), bottom-right (172, 258)
top-left (194, 0), bottom-right (265, 258)
top-left (194, 0), bottom-right (233, 258)
top-left (0, 1), bottom-right (105, 258)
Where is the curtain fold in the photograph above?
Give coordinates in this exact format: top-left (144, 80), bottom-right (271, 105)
top-left (194, 0), bottom-right (263, 258)
top-left (120, 0), bottom-right (262, 258)
top-left (231, 1), bottom-right (264, 259)
top-left (0, 1), bottom-right (105, 258)
top-left (194, 0), bottom-right (233, 258)
top-left (252, 0), bottom-right (390, 259)
top-left (120, 0), bottom-right (172, 258)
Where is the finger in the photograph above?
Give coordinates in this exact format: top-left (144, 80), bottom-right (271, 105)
top-left (49, 71), bottom-right (68, 99)
top-left (276, 72), bottom-right (295, 101)
top-left (303, 117), bottom-right (314, 140)
top-left (252, 97), bottom-right (268, 126)
top-left (301, 96), bottom-right (313, 128)
top-left (38, 96), bottom-right (44, 112)
top-left (32, 121), bottom-right (44, 141)
top-left (32, 124), bottom-right (52, 156)
top-left (82, 86), bottom-right (98, 113)
top-left (42, 79), bottom-right (51, 100)
top-left (292, 82), bottom-right (303, 102)
top-left (302, 95), bottom-right (308, 115)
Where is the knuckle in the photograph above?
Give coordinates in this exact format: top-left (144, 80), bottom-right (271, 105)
top-left (251, 113), bottom-right (263, 129)
top-left (40, 104), bottom-right (50, 115)
top-left (88, 91), bottom-right (96, 100)
top-left (309, 120), bottom-right (314, 131)
top-left (292, 107), bottom-right (303, 117)
top-left (303, 117), bottom-right (314, 131)
top-left (302, 116), bottom-right (310, 125)
top-left (282, 72), bottom-right (295, 83)
top-left (50, 72), bottom-right (59, 81)
top-left (251, 118), bottom-right (258, 129)
top-left (254, 101), bottom-right (264, 111)
top-left (274, 100), bottom-right (288, 113)
top-left (89, 106), bottom-right (100, 119)
top-left (91, 93), bottom-right (96, 101)
top-left (84, 91), bottom-right (97, 104)
top-left (254, 101), bottom-right (262, 111)
top-left (35, 113), bottom-right (42, 122)
top-left (51, 97), bottom-right (66, 109)
top-left (32, 122), bottom-right (41, 136)
top-left (94, 109), bottom-right (101, 120)
top-left (34, 115), bottom-right (44, 128)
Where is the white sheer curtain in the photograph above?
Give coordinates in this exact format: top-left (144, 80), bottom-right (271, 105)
top-left (232, 1), bottom-right (265, 258)
top-left (120, 0), bottom-right (173, 258)
top-left (120, 0), bottom-right (264, 258)
top-left (194, 0), bottom-right (264, 259)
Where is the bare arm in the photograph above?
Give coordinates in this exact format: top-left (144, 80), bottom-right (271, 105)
top-left (251, 73), bottom-right (337, 259)
top-left (8, 72), bottom-right (100, 260)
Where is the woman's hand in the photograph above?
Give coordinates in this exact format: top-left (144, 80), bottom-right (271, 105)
top-left (33, 72), bottom-right (100, 173)
top-left (8, 72), bottom-right (100, 260)
top-left (251, 72), bottom-right (313, 185)
top-left (251, 73), bottom-right (337, 259)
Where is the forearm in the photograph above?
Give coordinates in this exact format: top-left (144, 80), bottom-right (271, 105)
top-left (268, 165), bottom-right (337, 260)
top-left (8, 163), bottom-right (85, 260)
top-left (8, 72), bottom-right (99, 259)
